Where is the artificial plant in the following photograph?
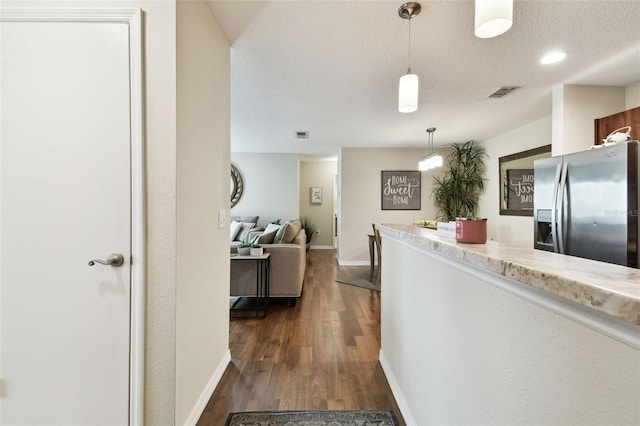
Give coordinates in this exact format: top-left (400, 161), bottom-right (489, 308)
top-left (431, 140), bottom-right (488, 221)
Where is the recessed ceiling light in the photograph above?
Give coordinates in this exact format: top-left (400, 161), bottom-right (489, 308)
top-left (540, 51), bottom-right (566, 65)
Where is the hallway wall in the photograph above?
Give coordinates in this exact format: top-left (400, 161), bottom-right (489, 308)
top-left (176, 1), bottom-right (230, 424)
top-left (299, 159), bottom-right (337, 248)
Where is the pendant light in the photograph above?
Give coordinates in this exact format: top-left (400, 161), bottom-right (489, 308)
top-left (398, 2), bottom-right (421, 113)
top-left (419, 127), bottom-right (442, 171)
top-left (474, 0), bottom-right (513, 39)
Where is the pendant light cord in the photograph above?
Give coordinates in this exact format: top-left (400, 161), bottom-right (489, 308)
top-left (407, 18), bottom-right (412, 72)
top-left (426, 127), bottom-right (436, 155)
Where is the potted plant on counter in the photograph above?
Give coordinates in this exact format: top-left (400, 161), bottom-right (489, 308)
top-left (431, 140), bottom-right (487, 221)
top-left (431, 140), bottom-right (488, 243)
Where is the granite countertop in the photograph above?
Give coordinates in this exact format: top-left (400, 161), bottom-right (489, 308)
top-left (378, 223), bottom-right (640, 326)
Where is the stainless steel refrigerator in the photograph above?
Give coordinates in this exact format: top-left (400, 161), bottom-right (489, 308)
top-left (533, 141), bottom-right (639, 268)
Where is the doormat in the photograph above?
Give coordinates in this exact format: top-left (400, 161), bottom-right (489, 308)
top-left (335, 267), bottom-right (380, 292)
top-left (225, 410), bottom-right (398, 426)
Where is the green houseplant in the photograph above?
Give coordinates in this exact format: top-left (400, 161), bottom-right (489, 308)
top-left (300, 216), bottom-right (318, 250)
top-left (250, 243), bottom-right (263, 256)
top-left (237, 242), bottom-right (251, 256)
top-left (431, 140), bottom-right (488, 221)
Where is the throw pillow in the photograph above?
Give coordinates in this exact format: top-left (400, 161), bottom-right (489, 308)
top-left (255, 229), bottom-right (277, 244)
top-left (264, 223), bottom-right (281, 234)
top-left (230, 220), bottom-right (242, 242)
top-left (231, 215), bottom-right (259, 225)
top-left (274, 219), bottom-right (301, 244)
top-left (245, 229), bottom-right (265, 245)
top-left (237, 222), bottom-right (255, 243)
top-left (273, 222), bottom-right (288, 244)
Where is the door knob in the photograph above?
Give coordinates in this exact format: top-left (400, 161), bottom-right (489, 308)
top-left (88, 253), bottom-right (125, 267)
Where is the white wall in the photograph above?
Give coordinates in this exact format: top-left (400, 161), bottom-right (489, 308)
top-left (176, 1), bottom-right (230, 424)
top-left (300, 160), bottom-right (337, 248)
top-left (381, 237), bottom-right (640, 426)
top-left (477, 116), bottom-right (552, 248)
top-left (230, 153), bottom-right (299, 226)
top-left (552, 85), bottom-right (625, 155)
top-left (626, 81), bottom-right (640, 109)
top-left (136, 3), bottom-right (178, 422)
top-left (339, 148), bottom-right (438, 264)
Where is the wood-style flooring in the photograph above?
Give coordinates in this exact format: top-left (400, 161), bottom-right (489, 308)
top-left (197, 249), bottom-right (405, 425)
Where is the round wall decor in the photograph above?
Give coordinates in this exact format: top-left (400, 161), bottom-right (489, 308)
top-left (230, 163), bottom-right (243, 208)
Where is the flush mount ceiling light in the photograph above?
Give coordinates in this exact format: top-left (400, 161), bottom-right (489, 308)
top-left (540, 51), bottom-right (567, 64)
top-left (475, 0), bottom-right (513, 38)
top-left (398, 2), bottom-right (421, 113)
top-left (419, 127), bottom-right (443, 171)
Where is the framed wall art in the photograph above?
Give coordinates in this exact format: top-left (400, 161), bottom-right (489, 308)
top-left (310, 187), bottom-right (322, 204)
top-left (498, 145), bottom-right (551, 216)
top-left (381, 170), bottom-right (421, 210)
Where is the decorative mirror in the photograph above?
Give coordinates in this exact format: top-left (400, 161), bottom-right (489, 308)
top-left (499, 145), bottom-right (551, 216)
top-left (230, 163), bottom-right (243, 208)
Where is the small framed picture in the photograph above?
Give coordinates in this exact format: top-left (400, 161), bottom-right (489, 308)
top-left (310, 187), bottom-right (322, 204)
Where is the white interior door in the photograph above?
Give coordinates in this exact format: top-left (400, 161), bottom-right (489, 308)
top-left (1, 10), bottom-right (143, 425)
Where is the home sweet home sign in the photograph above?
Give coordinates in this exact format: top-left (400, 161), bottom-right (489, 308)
top-left (506, 168), bottom-right (534, 211)
top-left (381, 170), bottom-right (421, 210)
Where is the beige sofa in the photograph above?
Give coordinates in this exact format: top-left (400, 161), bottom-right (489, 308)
top-left (230, 218), bottom-right (306, 305)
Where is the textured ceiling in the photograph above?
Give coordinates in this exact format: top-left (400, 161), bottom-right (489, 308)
top-left (207, 0), bottom-right (640, 157)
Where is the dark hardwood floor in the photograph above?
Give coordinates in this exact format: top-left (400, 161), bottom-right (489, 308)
top-left (197, 249), bottom-right (405, 425)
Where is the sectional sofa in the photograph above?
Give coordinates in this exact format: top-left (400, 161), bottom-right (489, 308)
top-left (230, 216), bottom-right (307, 305)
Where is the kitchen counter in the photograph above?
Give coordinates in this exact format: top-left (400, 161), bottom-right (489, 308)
top-left (378, 223), bottom-right (640, 326)
top-left (377, 223), bottom-right (640, 425)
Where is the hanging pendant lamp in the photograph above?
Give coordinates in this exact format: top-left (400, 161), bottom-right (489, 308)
top-left (398, 2), bottom-right (421, 113)
top-left (474, 0), bottom-right (513, 38)
top-left (419, 127), bottom-right (442, 171)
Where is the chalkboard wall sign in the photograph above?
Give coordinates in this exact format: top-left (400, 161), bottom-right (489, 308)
top-left (506, 169), bottom-right (534, 211)
top-left (381, 170), bottom-right (421, 210)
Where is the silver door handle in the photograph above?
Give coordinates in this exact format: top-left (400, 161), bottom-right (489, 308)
top-left (557, 162), bottom-right (568, 255)
top-left (88, 253), bottom-right (124, 267)
top-left (550, 163), bottom-right (562, 253)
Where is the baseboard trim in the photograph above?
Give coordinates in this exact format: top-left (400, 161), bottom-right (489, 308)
top-left (184, 349), bottom-right (231, 426)
top-left (337, 260), bottom-right (369, 266)
top-left (379, 350), bottom-right (417, 426)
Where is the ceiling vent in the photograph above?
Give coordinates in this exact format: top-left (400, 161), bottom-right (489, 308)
top-left (296, 131), bottom-right (309, 139)
top-left (488, 86), bottom-right (519, 98)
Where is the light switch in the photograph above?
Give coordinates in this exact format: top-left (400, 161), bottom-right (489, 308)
top-left (218, 209), bottom-right (227, 229)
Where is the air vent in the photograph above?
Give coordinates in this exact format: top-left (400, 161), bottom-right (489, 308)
top-left (488, 86), bottom-right (519, 98)
top-left (296, 131), bottom-right (309, 139)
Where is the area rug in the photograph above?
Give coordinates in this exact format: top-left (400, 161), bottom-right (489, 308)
top-left (225, 410), bottom-right (398, 426)
top-left (335, 266), bottom-right (380, 292)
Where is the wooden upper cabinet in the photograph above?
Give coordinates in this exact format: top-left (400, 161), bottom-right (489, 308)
top-left (594, 106), bottom-right (640, 145)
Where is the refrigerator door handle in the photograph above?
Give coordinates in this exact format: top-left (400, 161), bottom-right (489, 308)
top-left (557, 162), bottom-right (569, 254)
top-left (550, 163), bottom-right (563, 253)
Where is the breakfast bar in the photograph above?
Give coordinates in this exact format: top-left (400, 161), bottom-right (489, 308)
top-left (378, 224), bottom-right (640, 426)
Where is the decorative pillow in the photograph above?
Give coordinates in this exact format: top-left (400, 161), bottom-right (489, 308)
top-left (255, 229), bottom-right (278, 244)
top-left (244, 228), bottom-right (265, 245)
top-left (237, 222), bottom-right (255, 242)
top-left (264, 223), bottom-right (281, 234)
top-left (231, 216), bottom-right (259, 225)
top-left (230, 220), bottom-right (242, 242)
top-left (274, 219), bottom-right (301, 244)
